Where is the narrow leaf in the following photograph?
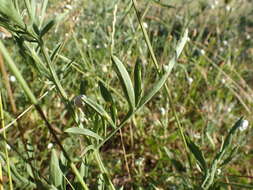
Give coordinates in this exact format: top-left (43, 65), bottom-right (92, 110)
top-left (221, 117), bottom-right (243, 152)
top-left (50, 149), bottom-right (63, 189)
top-left (186, 138), bottom-right (207, 172)
top-left (138, 29), bottom-right (188, 108)
top-left (40, 19), bottom-right (55, 37)
top-left (79, 95), bottom-right (116, 128)
top-left (134, 58), bottom-right (143, 106)
top-left (98, 81), bottom-right (117, 124)
top-left (65, 127), bottom-right (103, 141)
top-left (99, 81), bottom-right (113, 103)
top-left (50, 42), bottom-right (62, 62)
top-left (138, 57), bottom-right (176, 107)
top-left (111, 55), bottom-right (135, 110)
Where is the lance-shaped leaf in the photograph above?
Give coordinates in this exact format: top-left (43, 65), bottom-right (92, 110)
top-left (79, 95), bottom-right (116, 128)
top-left (99, 81), bottom-right (117, 123)
top-left (40, 19), bottom-right (55, 37)
top-left (138, 29), bottom-right (188, 108)
top-left (50, 149), bottom-right (63, 189)
top-left (221, 117), bottom-right (243, 153)
top-left (65, 127), bottom-right (103, 141)
top-left (186, 138), bottom-right (207, 172)
top-left (99, 81), bottom-right (114, 103)
top-left (138, 56), bottom-right (176, 107)
top-left (134, 58), bottom-right (143, 106)
top-left (111, 55), bottom-right (135, 110)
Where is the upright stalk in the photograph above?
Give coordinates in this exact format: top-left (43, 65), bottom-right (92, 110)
top-left (0, 93), bottom-right (13, 190)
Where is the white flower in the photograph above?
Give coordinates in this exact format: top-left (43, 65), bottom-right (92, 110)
top-left (6, 144), bottom-right (11, 150)
top-left (223, 40), bottom-right (228, 46)
top-left (239, 119), bottom-right (249, 131)
top-left (74, 95), bottom-right (85, 108)
top-left (47, 143), bottom-right (53, 149)
top-left (200, 49), bottom-right (205, 55)
top-left (193, 133), bottom-right (201, 139)
top-left (64, 4), bottom-right (73, 10)
top-left (187, 37), bottom-right (191, 42)
top-left (246, 34), bottom-right (250, 40)
top-left (82, 38), bottom-right (88, 44)
top-left (221, 78), bottom-right (226, 84)
top-left (225, 5), bottom-right (231, 11)
top-left (143, 22), bottom-right (148, 29)
top-left (135, 157), bottom-right (145, 166)
top-left (102, 65), bottom-right (108, 73)
top-left (159, 107), bottom-right (166, 116)
top-left (217, 168), bottom-right (221, 175)
top-left (188, 77), bottom-right (194, 85)
top-left (9, 75), bottom-right (16, 82)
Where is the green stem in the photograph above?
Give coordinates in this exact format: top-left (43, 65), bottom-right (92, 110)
top-left (41, 45), bottom-right (68, 100)
top-left (0, 93), bottom-right (13, 190)
top-left (132, 0), bottom-right (191, 168)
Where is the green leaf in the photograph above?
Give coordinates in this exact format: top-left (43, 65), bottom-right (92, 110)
top-left (111, 55), bottom-right (135, 110)
top-left (138, 29), bottom-right (188, 108)
top-left (40, 19), bottom-right (55, 37)
top-left (50, 149), bottom-right (63, 189)
top-left (138, 57), bottom-right (176, 107)
top-left (134, 58), bottom-right (143, 106)
top-left (65, 127), bottom-right (103, 141)
top-left (186, 138), bottom-right (207, 172)
top-left (50, 42), bottom-right (63, 63)
top-left (99, 81), bottom-right (114, 103)
top-left (98, 81), bottom-right (117, 124)
top-left (79, 95), bottom-right (116, 128)
top-left (221, 117), bottom-right (243, 152)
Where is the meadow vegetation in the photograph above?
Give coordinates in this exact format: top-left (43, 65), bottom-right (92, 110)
top-left (0, 0), bottom-right (253, 189)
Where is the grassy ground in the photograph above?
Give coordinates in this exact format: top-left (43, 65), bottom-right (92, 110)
top-left (0, 0), bottom-right (253, 189)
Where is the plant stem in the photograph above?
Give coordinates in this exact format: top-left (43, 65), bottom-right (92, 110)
top-left (0, 93), bottom-right (13, 190)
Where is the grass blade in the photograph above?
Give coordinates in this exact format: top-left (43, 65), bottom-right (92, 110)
top-left (65, 127), bottom-right (103, 141)
top-left (134, 59), bottom-right (143, 106)
top-left (111, 55), bottom-right (135, 110)
top-left (186, 138), bottom-right (207, 172)
top-left (50, 149), bottom-right (63, 189)
top-left (78, 95), bottom-right (116, 128)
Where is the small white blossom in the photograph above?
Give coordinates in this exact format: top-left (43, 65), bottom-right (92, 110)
top-left (6, 144), bottom-right (11, 150)
top-left (102, 65), bottom-right (108, 73)
top-left (96, 45), bottom-right (100, 49)
top-left (217, 168), bottom-right (221, 175)
top-left (200, 49), bottom-right (205, 55)
top-left (9, 75), bottom-right (16, 82)
top-left (143, 22), bottom-right (148, 29)
top-left (64, 4), bottom-right (73, 10)
top-left (223, 40), bottom-right (228, 46)
top-left (135, 157), bottom-right (145, 166)
top-left (82, 38), bottom-right (88, 44)
top-left (239, 119), bottom-right (249, 131)
top-left (221, 78), bottom-right (226, 84)
top-left (246, 34), bottom-right (250, 40)
top-left (187, 37), bottom-right (191, 42)
top-left (225, 5), bottom-right (231, 11)
top-left (159, 107), bottom-right (166, 116)
top-left (214, 0), bottom-right (219, 6)
top-left (188, 77), bottom-right (194, 85)
top-left (47, 143), bottom-right (53, 149)
top-left (193, 133), bottom-right (201, 139)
